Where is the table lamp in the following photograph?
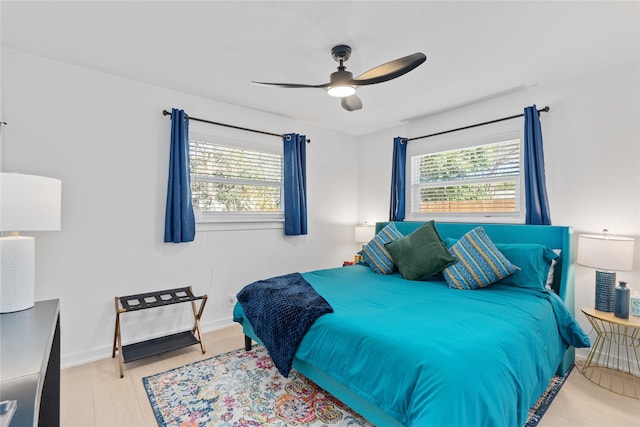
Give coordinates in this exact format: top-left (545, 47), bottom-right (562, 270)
top-left (1, 173), bottom-right (61, 313)
top-left (577, 230), bottom-right (635, 312)
top-left (355, 224), bottom-right (375, 251)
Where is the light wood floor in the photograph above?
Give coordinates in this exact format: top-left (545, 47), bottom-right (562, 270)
top-left (61, 324), bottom-right (640, 426)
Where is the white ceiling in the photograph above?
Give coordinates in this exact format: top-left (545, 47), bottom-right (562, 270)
top-left (1, 1), bottom-right (638, 136)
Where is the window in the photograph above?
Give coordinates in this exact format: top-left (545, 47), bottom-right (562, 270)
top-left (410, 138), bottom-right (521, 219)
top-left (189, 135), bottom-right (283, 223)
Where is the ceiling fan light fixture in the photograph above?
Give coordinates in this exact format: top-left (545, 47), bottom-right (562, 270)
top-left (327, 85), bottom-right (356, 98)
top-left (252, 44), bottom-right (426, 111)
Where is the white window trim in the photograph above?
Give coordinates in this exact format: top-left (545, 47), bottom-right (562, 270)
top-left (189, 128), bottom-right (285, 231)
top-left (406, 129), bottom-right (525, 224)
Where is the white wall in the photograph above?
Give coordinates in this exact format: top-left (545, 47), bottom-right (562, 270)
top-left (357, 61), bottom-right (640, 359)
top-left (1, 47), bottom-right (360, 367)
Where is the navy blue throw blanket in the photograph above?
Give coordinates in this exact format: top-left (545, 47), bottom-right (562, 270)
top-left (236, 272), bottom-right (333, 377)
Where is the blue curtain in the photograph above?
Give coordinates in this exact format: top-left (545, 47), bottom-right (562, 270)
top-left (523, 105), bottom-right (551, 225)
top-left (283, 133), bottom-right (307, 235)
top-left (164, 108), bottom-right (196, 242)
top-left (389, 137), bottom-right (407, 221)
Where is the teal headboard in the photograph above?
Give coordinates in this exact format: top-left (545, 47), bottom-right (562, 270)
top-left (376, 221), bottom-right (575, 374)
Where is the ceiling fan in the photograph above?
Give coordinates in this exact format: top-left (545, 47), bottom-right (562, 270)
top-left (252, 44), bottom-right (426, 111)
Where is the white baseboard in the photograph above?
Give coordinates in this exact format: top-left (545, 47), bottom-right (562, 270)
top-left (61, 317), bottom-right (236, 369)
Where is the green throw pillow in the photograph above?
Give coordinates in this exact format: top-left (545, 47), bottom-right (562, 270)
top-left (385, 221), bottom-right (458, 281)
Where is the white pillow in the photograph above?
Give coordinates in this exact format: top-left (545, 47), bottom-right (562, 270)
top-left (545, 249), bottom-right (562, 290)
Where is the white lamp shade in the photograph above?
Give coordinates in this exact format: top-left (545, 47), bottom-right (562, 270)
top-left (355, 225), bottom-right (375, 243)
top-left (0, 173), bottom-right (62, 231)
top-left (577, 233), bottom-right (635, 271)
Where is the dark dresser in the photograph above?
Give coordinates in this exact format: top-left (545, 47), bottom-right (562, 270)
top-left (1, 299), bottom-right (60, 427)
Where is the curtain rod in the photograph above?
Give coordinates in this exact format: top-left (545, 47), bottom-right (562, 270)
top-left (405, 106), bottom-right (550, 142)
top-left (162, 110), bottom-right (310, 143)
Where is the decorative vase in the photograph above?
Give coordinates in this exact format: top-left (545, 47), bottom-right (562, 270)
top-left (614, 281), bottom-right (630, 319)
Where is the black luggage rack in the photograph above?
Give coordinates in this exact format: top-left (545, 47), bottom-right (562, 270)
top-left (112, 286), bottom-right (208, 377)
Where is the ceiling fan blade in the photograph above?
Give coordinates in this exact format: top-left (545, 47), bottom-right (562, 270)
top-left (341, 94), bottom-right (363, 111)
top-left (351, 53), bottom-right (426, 86)
top-left (251, 81), bottom-right (329, 89)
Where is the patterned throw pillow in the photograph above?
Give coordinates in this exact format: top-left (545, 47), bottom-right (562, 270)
top-left (443, 226), bottom-right (518, 290)
top-left (361, 223), bottom-right (403, 274)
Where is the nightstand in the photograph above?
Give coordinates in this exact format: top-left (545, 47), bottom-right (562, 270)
top-left (580, 307), bottom-right (640, 398)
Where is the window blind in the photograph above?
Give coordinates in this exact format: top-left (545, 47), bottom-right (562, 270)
top-left (411, 139), bottom-right (521, 214)
top-left (190, 139), bottom-right (282, 213)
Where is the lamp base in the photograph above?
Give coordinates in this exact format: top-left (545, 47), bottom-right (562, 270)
top-left (0, 235), bottom-right (35, 313)
top-left (595, 270), bottom-right (615, 312)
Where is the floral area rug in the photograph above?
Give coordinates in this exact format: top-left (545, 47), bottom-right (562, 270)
top-left (143, 345), bottom-right (370, 426)
top-left (143, 346), bottom-right (571, 427)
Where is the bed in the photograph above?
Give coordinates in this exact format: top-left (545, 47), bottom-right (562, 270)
top-left (233, 222), bottom-right (590, 427)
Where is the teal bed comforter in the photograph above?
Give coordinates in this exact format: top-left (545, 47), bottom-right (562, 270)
top-left (234, 264), bottom-right (589, 427)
